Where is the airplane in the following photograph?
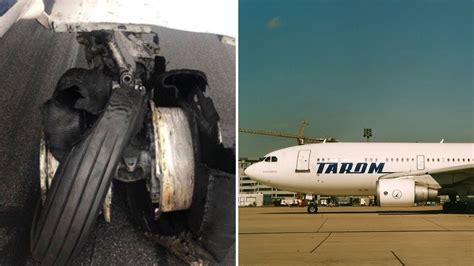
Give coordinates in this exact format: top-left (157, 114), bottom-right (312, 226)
top-left (244, 142), bottom-right (474, 213)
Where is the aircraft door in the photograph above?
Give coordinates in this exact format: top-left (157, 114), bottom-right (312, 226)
top-left (296, 150), bottom-right (311, 173)
top-left (416, 155), bottom-right (425, 170)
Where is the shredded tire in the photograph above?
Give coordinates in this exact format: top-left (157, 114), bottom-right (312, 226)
top-left (43, 68), bottom-right (112, 162)
top-left (30, 86), bottom-right (145, 265)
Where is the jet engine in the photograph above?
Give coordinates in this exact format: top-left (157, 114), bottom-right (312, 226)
top-left (376, 179), bottom-right (438, 206)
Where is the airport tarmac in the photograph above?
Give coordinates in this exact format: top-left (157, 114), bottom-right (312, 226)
top-left (239, 206), bottom-right (474, 265)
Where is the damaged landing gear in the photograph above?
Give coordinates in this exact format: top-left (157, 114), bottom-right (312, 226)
top-left (32, 31), bottom-right (234, 264)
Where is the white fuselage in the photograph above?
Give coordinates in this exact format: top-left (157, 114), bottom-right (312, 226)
top-left (244, 143), bottom-right (474, 196)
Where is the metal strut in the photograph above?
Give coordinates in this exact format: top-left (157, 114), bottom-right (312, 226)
top-left (107, 35), bottom-right (134, 86)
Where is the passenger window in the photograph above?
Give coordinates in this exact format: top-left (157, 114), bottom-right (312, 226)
top-left (272, 156), bottom-right (278, 162)
top-left (265, 157), bottom-right (271, 162)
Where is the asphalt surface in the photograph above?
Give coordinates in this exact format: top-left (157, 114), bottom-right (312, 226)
top-left (240, 206), bottom-right (474, 265)
top-left (0, 19), bottom-right (235, 265)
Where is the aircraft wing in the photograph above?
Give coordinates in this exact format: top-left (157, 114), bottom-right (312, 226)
top-left (379, 164), bottom-right (474, 189)
top-left (0, 0), bottom-right (45, 37)
top-left (49, 0), bottom-right (237, 37)
top-left (1, 0), bottom-right (236, 39)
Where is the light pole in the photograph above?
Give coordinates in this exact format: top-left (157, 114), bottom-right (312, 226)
top-left (363, 128), bottom-right (372, 142)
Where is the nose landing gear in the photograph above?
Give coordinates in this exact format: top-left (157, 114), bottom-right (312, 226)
top-left (32, 30), bottom-right (230, 264)
top-left (307, 203), bottom-right (318, 214)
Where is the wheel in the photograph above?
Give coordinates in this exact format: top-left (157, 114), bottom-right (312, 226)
top-left (145, 69), bottom-right (235, 261)
top-left (30, 86), bottom-right (145, 265)
top-left (442, 202), bottom-right (454, 213)
top-left (466, 202), bottom-right (474, 214)
top-left (307, 204), bottom-right (318, 214)
top-left (443, 201), bottom-right (468, 213)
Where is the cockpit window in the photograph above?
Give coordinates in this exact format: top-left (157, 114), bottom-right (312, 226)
top-left (271, 156), bottom-right (278, 162)
top-left (264, 157), bottom-right (271, 162)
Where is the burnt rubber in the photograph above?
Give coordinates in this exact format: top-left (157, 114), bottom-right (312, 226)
top-left (30, 86), bottom-right (145, 265)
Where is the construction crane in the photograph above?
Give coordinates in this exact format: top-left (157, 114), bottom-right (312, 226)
top-left (239, 121), bottom-right (338, 145)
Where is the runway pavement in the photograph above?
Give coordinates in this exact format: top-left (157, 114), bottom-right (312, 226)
top-left (0, 19), bottom-right (235, 265)
top-left (239, 206), bottom-right (474, 265)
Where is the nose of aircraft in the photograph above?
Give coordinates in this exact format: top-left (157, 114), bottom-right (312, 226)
top-left (244, 163), bottom-right (259, 181)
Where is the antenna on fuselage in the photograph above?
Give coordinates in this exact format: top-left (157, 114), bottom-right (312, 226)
top-left (363, 128), bottom-right (373, 143)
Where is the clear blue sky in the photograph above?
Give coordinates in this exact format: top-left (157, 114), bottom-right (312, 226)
top-left (239, 0), bottom-right (473, 158)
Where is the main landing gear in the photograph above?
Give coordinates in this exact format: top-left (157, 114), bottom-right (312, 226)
top-left (442, 195), bottom-right (474, 214)
top-left (442, 201), bottom-right (474, 213)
